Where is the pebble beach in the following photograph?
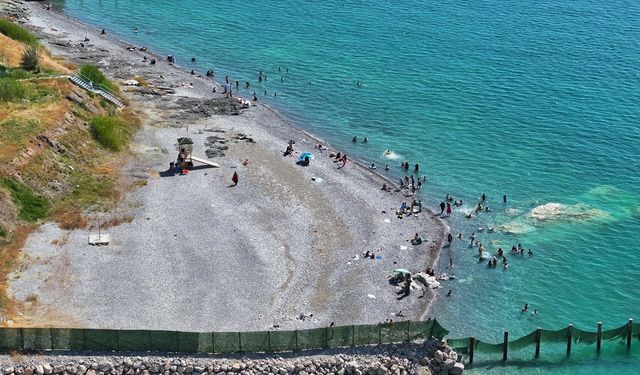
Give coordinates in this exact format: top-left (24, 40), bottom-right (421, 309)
top-left (3, 2), bottom-right (447, 332)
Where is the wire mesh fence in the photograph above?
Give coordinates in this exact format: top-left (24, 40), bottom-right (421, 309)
top-left (0, 319), bottom-right (446, 353)
top-left (0, 318), bottom-right (637, 362)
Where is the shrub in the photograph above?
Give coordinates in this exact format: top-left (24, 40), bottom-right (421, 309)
top-left (79, 64), bottom-right (117, 92)
top-left (20, 43), bottom-right (39, 71)
top-left (89, 116), bottom-right (128, 151)
top-left (0, 18), bottom-right (38, 45)
top-left (1, 177), bottom-right (50, 222)
top-left (0, 78), bottom-right (28, 102)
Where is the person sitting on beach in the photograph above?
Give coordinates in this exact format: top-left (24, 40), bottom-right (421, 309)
top-left (369, 163), bottom-right (376, 170)
top-left (283, 144), bottom-right (293, 157)
top-left (381, 183), bottom-right (388, 191)
top-left (335, 152), bottom-right (341, 160)
top-left (411, 233), bottom-right (423, 245)
top-left (364, 251), bottom-right (371, 258)
top-left (400, 202), bottom-right (408, 212)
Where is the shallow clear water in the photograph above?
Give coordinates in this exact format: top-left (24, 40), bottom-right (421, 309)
top-left (56, 0), bottom-right (640, 372)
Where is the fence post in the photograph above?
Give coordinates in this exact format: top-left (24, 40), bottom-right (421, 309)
top-left (627, 318), bottom-right (633, 351)
top-left (324, 326), bottom-right (328, 349)
top-left (534, 328), bottom-right (541, 359)
top-left (566, 324), bottom-right (573, 356)
top-left (468, 337), bottom-right (475, 367)
top-left (82, 329), bottom-right (87, 351)
top-left (351, 325), bottom-right (355, 347)
top-left (502, 331), bottom-right (508, 362)
top-left (596, 322), bottom-right (602, 354)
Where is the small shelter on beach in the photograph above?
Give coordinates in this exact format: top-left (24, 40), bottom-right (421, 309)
top-left (176, 137), bottom-right (194, 163)
top-left (172, 137), bottom-right (219, 170)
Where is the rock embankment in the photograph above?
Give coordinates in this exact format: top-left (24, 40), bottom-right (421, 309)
top-left (0, 340), bottom-right (463, 375)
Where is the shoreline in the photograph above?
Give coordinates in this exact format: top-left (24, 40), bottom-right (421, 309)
top-left (4, 1), bottom-right (448, 331)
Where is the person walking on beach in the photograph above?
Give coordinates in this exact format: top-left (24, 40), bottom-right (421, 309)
top-left (446, 202), bottom-right (452, 216)
top-left (447, 232), bottom-right (453, 245)
top-left (231, 171), bottom-right (239, 186)
top-left (439, 201), bottom-right (446, 215)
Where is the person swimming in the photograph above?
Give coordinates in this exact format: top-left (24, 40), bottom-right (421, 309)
top-left (352, 136), bottom-right (357, 143)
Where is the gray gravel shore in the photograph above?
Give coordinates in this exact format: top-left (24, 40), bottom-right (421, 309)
top-left (5, 3), bottom-right (448, 332)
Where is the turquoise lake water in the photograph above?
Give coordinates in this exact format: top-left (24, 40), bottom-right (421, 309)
top-left (55, 0), bottom-right (640, 372)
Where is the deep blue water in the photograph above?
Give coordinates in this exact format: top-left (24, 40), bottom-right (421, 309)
top-left (56, 1), bottom-right (640, 372)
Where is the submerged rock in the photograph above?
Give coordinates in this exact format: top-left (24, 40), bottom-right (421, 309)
top-left (528, 202), bottom-right (607, 222)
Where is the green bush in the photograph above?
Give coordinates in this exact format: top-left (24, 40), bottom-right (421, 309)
top-left (1, 177), bottom-right (50, 222)
top-left (20, 43), bottom-right (39, 71)
top-left (0, 223), bottom-right (6, 237)
top-left (90, 116), bottom-right (128, 151)
top-left (0, 18), bottom-right (38, 45)
top-left (79, 64), bottom-right (117, 92)
top-left (0, 77), bottom-right (28, 102)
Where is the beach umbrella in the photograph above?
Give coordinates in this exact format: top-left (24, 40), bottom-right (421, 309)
top-left (392, 268), bottom-right (411, 275)
top-left (299, 152), bottom-right (313, 161)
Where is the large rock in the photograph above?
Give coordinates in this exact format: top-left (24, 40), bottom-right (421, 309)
top-left (447, 363), bottom-right (464, 375)
top-left (433, 351), bottom-right (444, 364)
top-left (441, 360), bottom-right (455, 370)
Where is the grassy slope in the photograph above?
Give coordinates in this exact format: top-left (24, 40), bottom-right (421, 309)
top-left (0, 22), bottom-right (140, 314)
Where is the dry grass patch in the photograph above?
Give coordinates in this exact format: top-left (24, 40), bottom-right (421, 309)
top-left (0, 225), bottom-right (31, 309)
top-left (53, 209), bottom-right (88, 230)
top-left (98, 215), bottom-right (134, 229)
top-left (0, 33), bottom-right (70, 73)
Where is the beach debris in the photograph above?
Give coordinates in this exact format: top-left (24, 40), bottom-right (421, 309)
top-left (400, 245), bottom-right (407, 250)
top-left (123, 79), bottom-right (139, 86)
top-left (367, 294), bottom-right (376, 299)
